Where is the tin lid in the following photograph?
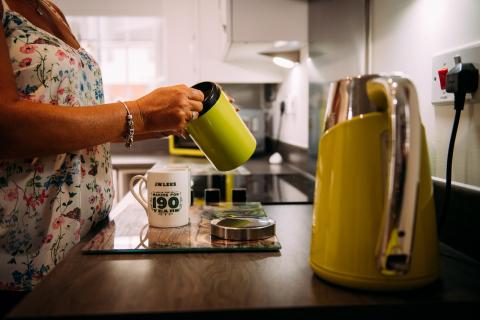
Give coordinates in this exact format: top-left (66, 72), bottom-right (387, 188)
top-left (210, 217), bottom-right (276, 241)
top-left (191, 81), bottom-right (221, 116)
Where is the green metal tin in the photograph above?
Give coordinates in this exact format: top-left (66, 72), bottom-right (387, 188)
top-left (187, 82), bottom-right (256, 172)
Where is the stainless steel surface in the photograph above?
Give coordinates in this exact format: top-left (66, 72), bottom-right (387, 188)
top-left (374, 76), bottom-right (422, 275)
top-left (210, 217), bottom-right (276, 241)
top-left (323, 74), bottom-right (381, 131)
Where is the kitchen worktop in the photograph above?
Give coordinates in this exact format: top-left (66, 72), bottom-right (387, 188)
top-left (112, 153), bottom-right (310, 176)
top-left (8, 191), bottom-right (480, 318)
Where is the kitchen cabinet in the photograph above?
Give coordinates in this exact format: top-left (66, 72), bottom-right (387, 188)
top-left (195, 0), bottom-right (285, 83)
top-left (61, 0), bottom-right (306, 84)
top-left (226, 0), bottom-right (308, 43)
top-left (166, 0), bottom-right (307, 84)
top-left (195, 0), bottom-right (308, 83)
top-left (162, 0), bottom-right (200, 85)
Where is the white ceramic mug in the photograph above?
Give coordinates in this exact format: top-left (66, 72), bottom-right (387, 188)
top-left (129, 167), bottom-right (190, 228)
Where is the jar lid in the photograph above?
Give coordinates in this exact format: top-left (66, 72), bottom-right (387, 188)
top-left (191, 81), bottom-right (221, 116)
top-left (210, 217), bottom-right (276, 241)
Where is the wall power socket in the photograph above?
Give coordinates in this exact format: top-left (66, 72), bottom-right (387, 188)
top-left (432, 42), bottom-right (480, 106)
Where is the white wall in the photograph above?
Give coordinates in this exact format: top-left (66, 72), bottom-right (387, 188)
top-left (271, 48), bottom-right (310, 148)
top-left (370, 0), bottom-right (480, 186)
top-left (254, 0), bottom-right (309, 149)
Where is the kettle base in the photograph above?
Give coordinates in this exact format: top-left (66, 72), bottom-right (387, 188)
top-left (311, 260), bottom-right (439, 291)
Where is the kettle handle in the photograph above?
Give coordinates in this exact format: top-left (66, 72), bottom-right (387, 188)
top-left (368, 76), bottom-right (422, 275)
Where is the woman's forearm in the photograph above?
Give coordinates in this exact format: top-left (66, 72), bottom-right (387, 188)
top-left (0, 99), bottom-right (145, 159)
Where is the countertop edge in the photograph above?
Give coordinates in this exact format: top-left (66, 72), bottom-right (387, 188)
top-left (8, 301), bottom-right (479, 320)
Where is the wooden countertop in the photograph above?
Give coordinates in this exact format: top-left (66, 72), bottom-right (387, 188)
top-left (8, 200), bottom-right (480, 319)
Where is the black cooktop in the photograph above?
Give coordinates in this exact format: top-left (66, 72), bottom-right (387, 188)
top-left (191, 173), bottom-right (314, 205)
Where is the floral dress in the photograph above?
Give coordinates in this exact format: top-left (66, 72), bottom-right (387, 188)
top-left (0, 0), bottom-right (114, 290)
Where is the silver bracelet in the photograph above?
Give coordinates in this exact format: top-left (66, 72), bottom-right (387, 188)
top-left (118, 101), bottom-right (134, 148)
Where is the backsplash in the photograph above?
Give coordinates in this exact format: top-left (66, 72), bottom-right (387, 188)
top-left (219, 83), bottom-right (265, 108)
top-left (370, 0), bottom-right (480, 187)
top-left (268, 50), bottom-right (310, 149)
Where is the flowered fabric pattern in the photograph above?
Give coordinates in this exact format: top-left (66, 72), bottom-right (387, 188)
top-left (0, 1), bottom-right (113, 290)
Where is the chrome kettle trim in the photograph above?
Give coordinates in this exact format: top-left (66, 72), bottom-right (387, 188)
top-left (323, 74), bottom-right (380, 132)
top-left (374, 75), bottom-right (422, 275)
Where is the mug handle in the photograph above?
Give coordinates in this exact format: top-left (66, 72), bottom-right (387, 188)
top-left (130, 175), bottom-right (148, 211)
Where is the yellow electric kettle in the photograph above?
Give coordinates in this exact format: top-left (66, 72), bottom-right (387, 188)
top-left (310, 74), bottom-right (440, 290)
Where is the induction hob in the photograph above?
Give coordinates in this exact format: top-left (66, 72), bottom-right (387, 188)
top-left (191, 173), bottom-right (314, 205)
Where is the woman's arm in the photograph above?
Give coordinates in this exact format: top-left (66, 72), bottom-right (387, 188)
top-left (0, 14), bottom-right (203, 159)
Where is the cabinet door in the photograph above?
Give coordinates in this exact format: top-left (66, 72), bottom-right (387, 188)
top-left (197, 0), bottom-right (284, 83)
top-left (230, 0), bottom-right (308, 43)
top-left (163, 0), bottom-right (200, 85)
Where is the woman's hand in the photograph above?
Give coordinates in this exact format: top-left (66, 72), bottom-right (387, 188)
top-left (135, 85), bottom-right (204, 137)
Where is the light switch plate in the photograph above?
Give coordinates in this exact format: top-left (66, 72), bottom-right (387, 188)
top-left (431, 41), bottom-right (480, 106)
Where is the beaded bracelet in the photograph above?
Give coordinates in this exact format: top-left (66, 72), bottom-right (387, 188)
top-left (118, 101), bottom-right (134, 148)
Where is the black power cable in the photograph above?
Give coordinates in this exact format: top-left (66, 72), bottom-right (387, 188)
top-left (440, 108), bottom-right (461, 229)
top-left (439, 56), bottom-right (478, 231)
